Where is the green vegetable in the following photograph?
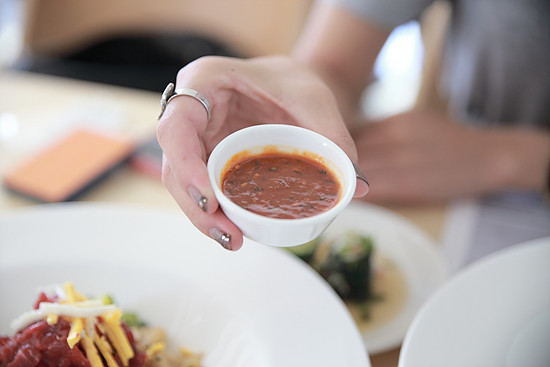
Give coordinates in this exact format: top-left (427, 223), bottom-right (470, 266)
top-left (286, 237), bottom-right (321, 264)
top-left (100, 294), bottom-right (114, 305)
top-left (99, 294), bottom-right (147, 327)
top-left (318, 232), bottom-right (374, 302)
top-left (121, 312), bottom-right (147, 328)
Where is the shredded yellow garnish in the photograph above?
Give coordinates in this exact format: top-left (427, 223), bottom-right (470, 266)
top-left (93, 333), bottom-right (120, 367)
top-left (81, 335), bottom-right (103, 367)
top-left (180, 346), bottom-right (195, 357)
top-left (102, 310), bottom-right (134, 366)
top-left (67, 318), bottom-right (84, 348)
top-left (63, 282), bottom-right (78, 303)
top-left (46, 314), bottom-right (58, 325)
top-left (146, 341), bottom-right (165, 359)
top-left (63, 282), bottom-right (88, 303)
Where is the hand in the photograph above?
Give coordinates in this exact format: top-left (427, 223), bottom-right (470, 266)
top-left (157, 55), bottom-right (368, 250)
top-left (354, 110), bottom-right (550, 204)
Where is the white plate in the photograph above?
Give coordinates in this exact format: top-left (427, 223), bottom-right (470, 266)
top-left (0, 202), bottom-right (370, 367)
top-left (399, 236), bottom-right (550, 367)
top-left (323, 202), bottom-right (448, 354)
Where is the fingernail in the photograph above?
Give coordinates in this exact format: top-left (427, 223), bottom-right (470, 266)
top-left (188, 186), bottom-right (207, 212)
top-left (209, 228), bottom-right (232, 250)
top-left (353, 163), bottom-right (369, 187)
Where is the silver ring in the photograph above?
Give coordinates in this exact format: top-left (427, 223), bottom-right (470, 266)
top-left (158, 82), bottom-right (211, 120)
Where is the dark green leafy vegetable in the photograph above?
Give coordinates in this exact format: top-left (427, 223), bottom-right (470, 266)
top-left (318, 232), bottom-right (374, 302)
top-left (287, 232), bottom-right (377, 314)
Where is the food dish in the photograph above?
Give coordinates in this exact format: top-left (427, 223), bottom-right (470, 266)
top-left (398, 236), bottom-right (550, 367)
top-left (2, 282), bottom-right (202, 367)
top-left (0, 202), bottom-right (371, 367)
top-left (322, 202), bottom-right (448, 354)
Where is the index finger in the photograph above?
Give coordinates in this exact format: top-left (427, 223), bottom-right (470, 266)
top-left (156, 88), bottom-right (216, 211)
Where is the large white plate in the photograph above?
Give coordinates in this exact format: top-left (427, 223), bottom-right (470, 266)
top-left (0, 202), bottom-right (370, 367)
top-left (323, 202), bottom-right (448, 354)
top-left (399, 236), bottom-right (550, 367)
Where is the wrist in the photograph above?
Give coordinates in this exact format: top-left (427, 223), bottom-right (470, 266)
top-left (492, 129), bottom-right (550, 193)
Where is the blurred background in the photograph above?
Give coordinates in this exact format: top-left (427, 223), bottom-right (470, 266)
top-left (0, 0), bottom-right (441, 210)
top-left (0, 0), bottom-right (430, 116)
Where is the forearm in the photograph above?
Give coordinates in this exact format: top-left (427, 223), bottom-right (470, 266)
top-left (301, 61), bottom-right (367, 131)
top-left (291, 2), bottom-right (389, 130)
top-left (488, 127), bottom-right (550, 194)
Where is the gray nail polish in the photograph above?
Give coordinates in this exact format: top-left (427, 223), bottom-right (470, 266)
top-left (353, 163), bottom-right (370, 187)
top-left (209, 228), bottom-right (232, 250)
top-left (188, 186), bottom-right (207, 212)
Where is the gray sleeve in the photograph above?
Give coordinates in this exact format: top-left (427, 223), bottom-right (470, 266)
top-left (320, 0), bottom-right (437, 29)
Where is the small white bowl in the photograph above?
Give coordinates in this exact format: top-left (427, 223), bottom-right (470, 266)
top-left (207, 124), bottom-right (356, 247)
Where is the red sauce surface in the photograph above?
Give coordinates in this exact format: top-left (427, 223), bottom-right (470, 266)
top-left (222, 151), bottom-right (341, 219)
top-left (0, 293), bottom-right (146, 367)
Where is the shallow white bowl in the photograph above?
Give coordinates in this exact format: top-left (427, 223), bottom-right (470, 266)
top-left (207, 124), bottom-right (356, 247)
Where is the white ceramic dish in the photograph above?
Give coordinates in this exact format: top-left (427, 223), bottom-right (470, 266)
top-left (207, 124), bottom-right (356, 247)
top-left (0, 202), bottom-right (370, 367)
top-left (399, 236), bottom-right (550, 367)
top-left (322, 202), bottom-right (448, 354)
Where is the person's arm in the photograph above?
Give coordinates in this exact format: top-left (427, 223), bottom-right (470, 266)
top-left (295, 2), bottom-right (550, 204)
top-left (493, 127), bottom-right (550, 196)
top-left (354, 110), bottom-right (550, 204)
top-left (292, 1), bottom-right (390, 131)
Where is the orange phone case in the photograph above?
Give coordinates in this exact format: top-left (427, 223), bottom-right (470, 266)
top-left (4, 129), bottom-right (134, 202)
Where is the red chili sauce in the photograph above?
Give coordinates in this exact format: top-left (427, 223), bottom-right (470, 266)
top-left (221, 150), bottom-right (341, 219)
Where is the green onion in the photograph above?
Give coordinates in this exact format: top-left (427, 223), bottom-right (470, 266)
top-left (121, 312), bottom-right (147, 328)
